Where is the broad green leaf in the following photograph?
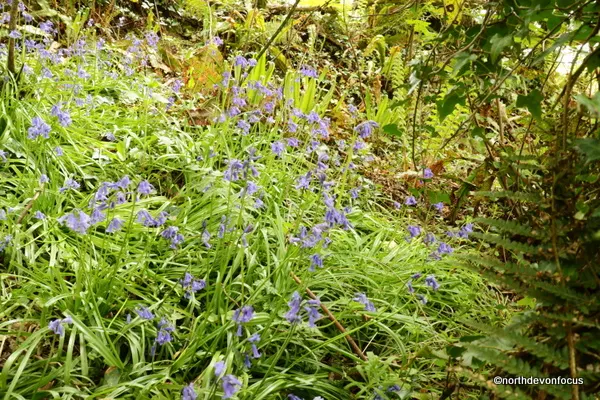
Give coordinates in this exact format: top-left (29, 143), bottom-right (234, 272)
top-left (383, 123), bottom-right (403, 137)
top-left (575, 138), bottom-right (600, 163)
top-left (489, 33), bottom-right (513, 63)
top-left (437, 92), bottom-right (465, 121)
top-left (516, 89), bottom-right (543, 120)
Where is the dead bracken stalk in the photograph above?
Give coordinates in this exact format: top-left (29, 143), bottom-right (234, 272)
top-left (291, 272), bottom-right (368, 362)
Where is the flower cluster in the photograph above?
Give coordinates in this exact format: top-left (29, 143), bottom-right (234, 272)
top-left (285, 291), bottom-right (322, 327)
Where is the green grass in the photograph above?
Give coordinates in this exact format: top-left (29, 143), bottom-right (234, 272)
top-left (0, 24), bottom-right (504, 400)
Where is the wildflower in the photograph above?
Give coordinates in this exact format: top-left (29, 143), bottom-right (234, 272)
top-left (433, 202), bottom-right (444, 212)
top-left (285, 292), bottom-right (302, 324)
top-left (77, 66), bottom-right (90, 80)
top-left (423, 168), bottom-right (434, 179)
top-left (296, 172), bottom-right (311, 190)
top-left (407, 280), bottom-right (414, 293)
top-left (248, 333), bottom-right (261, 358)
top-left (254, 197), bottom-right (264, 209)
top-left (423, 233), bottom-right (436, 244)
top-left (40, 174), bottom-right (49, 183)
top-left (54, 146), bottom-right (63, 156)
top-left (155, 318), bottom-right (175, 345)
top-left (237, 120), bottom-right (251, 135)
top-left (215, 361), bottom-right (226, 377)
top-left (0, 235), bottom-right (12, 252)
top-left (136, 306), bottom-right (154, 320)
top-left (349, 187), bottom-right (360, 199)
top-left (51, 103), bottom-right (72, 127)
top-left (244, 354), bottom-right (252, 368)
top-left (126, 313), bottom-right (131, 324)
top-left (59, 178), bottom-right (80, 193)
top-left (202, 229), bottom-right (211, 248)
top-left (28, 117), bottom-right (51, 139)
top-left (286, 137), bottom-right (299, 147)
top-left (0, 150), bottom-right (6, 162)
top-left (299, 65), bottom-right (318, 78)
top-left (39, 21), bottom-right (54, 34)
top-left (179, 272), bottom-right (206, 299)
top-left (348, 104), bottom-right (358, 116)
top-left (245, 181), bottom-right (260, 196)
top-left (232, 305), bottom-right (254, 336)
top-left (210, 36), bottom-right (223, 46)
top-left (222, 375), bottom-right (242, 399)
top-left (405, 196), bottom-right (417, 206)
top-left (407, 225), bottom-right (421, 238)
top-left (8, 30), bottom-right (21, 39)
top-left (393, 201), bottom-right (401, 209)
top-left (288, 120), bottom-right (299, 133)
top-left (234, 55), bottom-right (249, 68)
top-left (137, 180), bottom-right (154, 195)
top-left (182, 383), bottom-right (197, 400)
top-left (34, 211), bottom-right (46, 220)
top-left (48, 316), bottom-right (72, 336)
top-left (354, 120), bottom-right (379, 139)
top-left (224, 159), bottom-right (244, 182)
top-left (271, 141), bottom-right (285, 157)
top-left (457, 223), bottom-right (473, 239)
top-left (437, 242), bottom-right (453, 255)
top-left (417, 294), bottom-right (427, 305)
top-left (104, 218), bottom-right (123, 233)
top-left (90, 208), bottom-right (106, 224)
top-left (58, 211), bottom-right (91, 234)
top-left (309, 253), bottom-right (323, 272)
top-left (425, 275), bottom-right (440, 291)
top-left (146, 31), bottom-right (159, 47)
top-left (104, 132), bottom-right (116, 141)
top-left (353, 293), bottom-right (376, 312)
top-left (305, 299), bottom-right (321, 328)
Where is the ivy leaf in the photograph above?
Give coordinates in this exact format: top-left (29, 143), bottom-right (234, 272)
top-left (489, 33), bottom-right (513, 63)
top-left (437, 92), bottom-right (465, 121)
top-left (383, 124), bottom-right (403, 137)
top-left (516, 89), bottom-right (543, 120)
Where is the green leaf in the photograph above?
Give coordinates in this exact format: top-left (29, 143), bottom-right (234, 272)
top-left (427, 190), bottom-right (451, 204)
top-left (489, 33), bottom-right (513, 63)
top-left (437, 92), bottom-right (465, 121)
top-left (383, 123), bottom-right (403, 137)
top-left (575, 93), bottom-right (600, 117)
top-left (516, 89), bottom-right (543, 120)
top-left (575, 138), bottom-right (600, 163)
top-left (452, 52), bottom-right (477, 76)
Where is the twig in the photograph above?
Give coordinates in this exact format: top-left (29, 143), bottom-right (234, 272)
top-left (7, 0), bottom-right (19, 75)
top-left (291, 272), bottom-right (368, 361)
top-left (256, 0), bottom-right (302, 61)
top-left (17, 189), bottom-right (42, 225)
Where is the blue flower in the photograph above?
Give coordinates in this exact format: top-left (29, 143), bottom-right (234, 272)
top-left (222, 375), bottom-right (242, 399)
top-left (425, 275), bottom-right (440, 291)
top-left (423, 232), bottom-right (436, 244)
top-left (437, 242), bottom-right (453, 255)
top-left (54, 146), bottom-right (64, 156)
top-left (405, 196), bottom-right (417, 206)
top-left (407, 281), bottom-right (414, 293)
top-left (299, 65), bottom-right (318, 78)
top-left (271, 141), bottom-right (285, 157)
top-left (417, 294), bottom-right (427, 304)
top-left (423, 168), bottom-right (434, 179)
top-left (224, 159), bottom-right (244, 182)
top-left (34, 211), bottom-right (46, 220)
top-left (106, 218), bottom-right (124, 233)
top-left (309, 253), bottom-right (323, 272)
top-left (296, 172), bottom-right (312, 190)
top-left (248, 333), bottom-right (261, 358)
top-left (285, 292), bottom-right (302, 324)
top-left (155, 318), bottom-right (175, 345)
top-left (407, 225), bottom-right (421, 238)
top-left (353, 293), bottom-right (376, 312)
top-left (457, 223), bottom-right (473, 238)
top-left (28, 117), bottom-right (51, 139)
top-left (305, 299), bottom-right (321, 328)
top-left (58, 211), bottom-right (91, 234)
top-left (59, 178), bottom-right (80, 193)
top-left (136, 306), bottom-right (154, 320)
top-left (353, 120), bottom-right (379, 139)
top-left (433, 202), bottom-right (444, 212)
top-left (137, 180), bottom-right (154, 195)
top-left (0, 235), bottom-right (12, 252)
top-left (181, 383), bottom-right (197, 400)
top-left (39, 174), bottom-right (49, 183)
top-left (233, 305), bottom-right (254, 336)
top-left (179, 272), bottom-right (206, 299)
top-left (48, 316), bottom-right (73, 336)
top-left (214, 360), bottom-right (226, 377)
top-left (50, 103), bottom-right (72, 127)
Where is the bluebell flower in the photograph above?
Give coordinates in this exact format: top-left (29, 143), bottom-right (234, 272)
top-left (457, 223), bottom-right (473, 238)
top-left (90, 208), bottom-right (106, 224)
top-left (39, 174), bottom-right (49, 184)
top-left (179, 272), bottom-right (206, 299)
top-left (405, 196), bottom-right (417, 206)
top-left (237, 119), bottom-right (251, 135)
top-left (248, 333), bottom-right (261, 358)
top-left (54, 146), bottom-right (64, 156)
top-left (202, 229), bottom-right (211, 248)
top-left (233, 305), bottom-right (254, 336)
top-left (305, 299), bottom-right (321, 327)
top-left (0, 235), bottom-right (12, 253)
top-left (288, 395), bottom-right (303, 400)
top-left (417, 294), bottom-right (427, 304)
top-left (309, 253), bottom-right (323, 272)
top-left (433, 202), bottom-right (444, 213)
top-left (181, 383), bottom-right (197, 400)
top-left (285, 292), bottom-right (302, 324)
top-left (40, 21), bottom-right (54, 34)
top-left (145, 31), bottom-right (160, 47)
top-left (354, 120), bottom-right (379, 139)
top-left (210, 36), bottom-right (223, 46)
top-left (214, 361), bottom-right (226, 377)
top-left (296, 172), bottom-right (312, 190)
top-left (50, 103), bottom-right (72, 127)
top-left (437, 242), bottom-right (453, 255)
top-left (28, 117), bottom-right (51, 139)
top-left (58, 211), bottom-right (92, 234)
top-left (353, 293), bottom-right (376, 312)
top-left (407, 225), bottom-right (421, 238)
top-left (423, 233), bottom-right (436, 244)
top-left (234, 55), bottom-right (249, 68)
top-left (106, 218), bottom-right (124, 233)
top-left (423, 168), bottom-right (434, 179)
top-left (136, 306), bottom-right (154, 320)
top-left (425, 275), bottom-right (440, 291)
top-left (349, 187), bottom-right (360, 199)
top-left (288, 120), bottom-right (299, 133)
top-left (407, 281), bottom-right (414, 293)
top-left (0, 150), bottom-right (6, 162)
top-left (271, 141), bottom-right (285, 157)
top-left (34, 211), bottom-right (46, 220)
top-left (59, 178), bottom-right (80, 193)
top-left (353, 140), bottom-right (366, 151)
top-left (137, 180), bottom-right (154, 195)
top-left (244, 353), bottom-right (252, 368)
top-left (224, 159), bottom-right (244, 182)
top-left (48, 316), bottom-right (73, 336)
top-left (286, 137), bottom-right (299, 147)
top-left (222, 375), bottom-right (242, 399)
top-left (299, 65), bottom-right (318, 78)
top-left (411, 273), bottom-right (422, 280)
top-left (155, 318), bottom-right (175, 345)
top-left (8, 30), bottom-right (21, 39)
top-left (393, 201), bottom-right (401, 209)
